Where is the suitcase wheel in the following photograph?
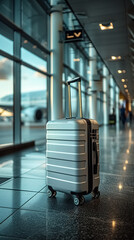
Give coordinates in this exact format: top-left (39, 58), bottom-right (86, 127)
top-left (47, 189), bottom-right (57, 198)
top-left (74, 195), bottom-right (85, 206)
top-left (92, 187), bottom-right (100, 199)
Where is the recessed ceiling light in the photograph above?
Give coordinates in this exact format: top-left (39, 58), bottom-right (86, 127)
top-left (123, 166), bottom-right (126, 171)
top-left (121, 79), bottom-right (125, 82)
top-left (112, 220), bottom-right (116, 228)
top-left (111, 56), bottom-right (121, 60)
top-left (111, 56), bottom-right (116, 60)
top-left (118, 70), bottom-right (126, 74)
top-left (99, 22), bottom-right (114, 30)
top-left (125, 89), bottom-right (128, 92)
top-left (24, 40), bottom-right (28, 44)
top-left (124, 84), bottom-right (127, 88)
top-left (118, 184), bottom-right (123, 190)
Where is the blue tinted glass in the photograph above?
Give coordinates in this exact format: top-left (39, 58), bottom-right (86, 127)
top-left (0, 34), bottom-right (13, 55)
top-left (0, 56), bottom-right (13, 146)
top-left (21, 65), bottom-right (47, 143)
top-left (0, 0), bottom-right (13, 21)
top-left (22, 0), bottom-right (48, 47)
top-left (0, 22), bottom-right (13, 55)
top-left (21, 46), bottom-right (47, 73)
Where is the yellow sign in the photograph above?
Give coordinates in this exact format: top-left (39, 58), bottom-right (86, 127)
top-left (65, 29), bottom-right (83, 42)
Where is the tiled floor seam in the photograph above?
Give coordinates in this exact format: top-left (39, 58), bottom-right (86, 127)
top-left (21, 163), bottom-right (46, 174)
top-left (0, 186), bottom-right (47, 192)
top-left (0, 186), bottom-right (47, 225)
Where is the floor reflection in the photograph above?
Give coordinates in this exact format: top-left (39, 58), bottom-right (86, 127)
top-left (0, 125), bottom-right (133, 239)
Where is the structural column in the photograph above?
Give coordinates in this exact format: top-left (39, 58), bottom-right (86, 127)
top-left (103, 65), bottom-right (110, 125)
top-left (13, 0), bottom-right (21, 144)
top-left (115, 86), bottom-right (119, 123)
top-left (109, 75), bottom-right (115, 114)
top-left (50, 0), bottom-right (63, 120)
top-left (89, 44), bottom-right (98, 120)
top-left (64, 43), bottom-right (69, 118)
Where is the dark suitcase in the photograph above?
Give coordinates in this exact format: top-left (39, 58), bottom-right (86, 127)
top-left (46, 77), bottom-right (100, 205)
top-left (109, 114), bottom-right (116, 125)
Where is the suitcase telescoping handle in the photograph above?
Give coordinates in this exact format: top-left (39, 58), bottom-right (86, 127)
top-left (67, 77), bottom-right (83, 119)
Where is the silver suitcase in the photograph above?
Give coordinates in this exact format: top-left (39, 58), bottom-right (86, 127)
top-left (46, 77), bottom-right (100, 205)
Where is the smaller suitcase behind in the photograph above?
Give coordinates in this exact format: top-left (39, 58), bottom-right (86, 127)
top-left (46, 77), bottom-right (100, 205)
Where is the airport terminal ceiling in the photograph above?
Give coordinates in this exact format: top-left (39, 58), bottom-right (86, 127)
top-left (66, 0), bottom-right (134, 100)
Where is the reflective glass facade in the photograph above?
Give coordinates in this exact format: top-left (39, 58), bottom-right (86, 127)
top-left (0, 56), bottom-right (13, 146)
top-left (0, 0), bottom-right (120, 148)
top-left (0, 0), bottom-right (49, 146)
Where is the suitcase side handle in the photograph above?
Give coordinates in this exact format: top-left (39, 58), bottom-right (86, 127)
top-left (67, 77), bottom-right (83, 119)
top-left (93, 142), bottom-right (99, 174)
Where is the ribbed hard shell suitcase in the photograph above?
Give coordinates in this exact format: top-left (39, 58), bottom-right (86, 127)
top-left (46, 78), bottom-right (100, 205)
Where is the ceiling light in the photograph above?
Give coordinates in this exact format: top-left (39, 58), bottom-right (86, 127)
top-left (111, 56), bottom-right (121, 60)
top-left (24, 40), bottom-right (28, 44)
top-left (121, 79), bottom-right (125, 82)
top-left (99, 22), bottom-right (114, 30)
top-left (118, 70), bottom-right (126, 74)
top-left (73, 58), bottom-right (80, 62)
top-left (123, 166), bottom-right (126, 171)
top-left (111, 56), bottom-right (116, 60)
top-left (124, 84), bottom-right (127, 88)
top-left (112, 221), bottom-right (116, 228)
top-left (125, 89), bottom-right (128, 92)
top-left (118, 184), bottom-right (123, 190)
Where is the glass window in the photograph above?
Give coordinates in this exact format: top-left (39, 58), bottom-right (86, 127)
top-left (0, 0), bottom-right (13, 21)
top-left (63, 11), bottom-right (69, 27)
top-left (21, 38), bottom-right (48, 72)
top-left (80, 54), bottom-right (84, 76)
top-left (0, 22), bottom-right (13, 55)
top-left (81, 80), bottom-right (86, 116)
top-left (21, 65), bottom-right (47, 143)
top-left (116, 86), bottom-right (119, 121)
top-left (110, 78), bottom-right (115, 114)
top-left (97, 56), bottom-right (103, 75)
top-left (84, 59), bottom-right (89, 79)
top-left (0, 56), bottom-right (13, 146)
top-left (82, 92), bottom-right (86, 116)
top-left (70, 47), bottom-right (75, 70)
top-left (22, 0), bottom-right (48, 48)
top-left (66, 73), bottom-right (77, 117)
top-left (85, 94), bottom-right (89, 118)
top-left (71, 86), bottom-right (77, 117)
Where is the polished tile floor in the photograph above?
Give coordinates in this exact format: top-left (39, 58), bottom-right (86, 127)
top-left (0, 124), bottom-right (134, 240)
